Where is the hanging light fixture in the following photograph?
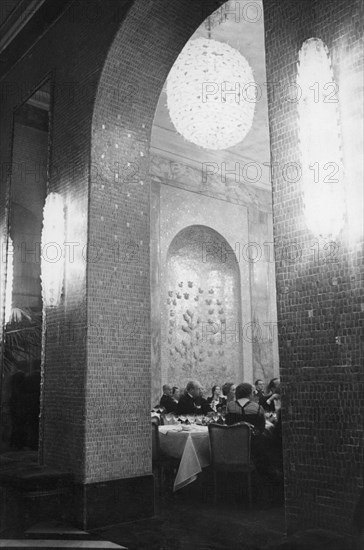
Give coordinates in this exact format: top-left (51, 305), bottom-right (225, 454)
top-left (41, 192), bottom-right (65, 308)
top-left (297, 38), bottom-right (345, 238)
top-left (166, 36), bottom-right (256, 150)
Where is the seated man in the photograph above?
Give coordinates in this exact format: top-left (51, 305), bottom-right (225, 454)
top-left (225, 382), bottom-right (265, 433)
top-left (177, 380), bottom-right (203, 416)
top-left (159, 384), bottom-right (178, 414)
top-left (172, 386), bottom-right (180, 403)
top-left (194, 386), bottom-right (212, 416)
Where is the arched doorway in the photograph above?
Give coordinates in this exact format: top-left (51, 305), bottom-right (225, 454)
top-left (86, 0), bottom-right (279, 523)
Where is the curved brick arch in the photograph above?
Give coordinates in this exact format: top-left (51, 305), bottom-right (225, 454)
top-left (87, 0), bottom-right (231, 485)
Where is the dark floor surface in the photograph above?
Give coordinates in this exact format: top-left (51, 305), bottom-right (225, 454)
top-left (1, 449), bottom-right (355, 550)
top-left (95, 471), bottom-right (286, 550)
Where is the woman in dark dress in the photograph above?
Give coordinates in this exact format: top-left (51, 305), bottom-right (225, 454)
top-left (225, 382), bottom-right (265, 432)
top-left (206, 385), bottom-right (226, 412)
top-left (225, 382), bottom-right (282, 483)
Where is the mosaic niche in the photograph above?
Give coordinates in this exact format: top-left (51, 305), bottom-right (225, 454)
top-left (163, 225), bottom-right (242, 394)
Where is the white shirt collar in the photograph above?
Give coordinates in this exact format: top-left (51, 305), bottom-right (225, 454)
top-left (237, 397), bottom-right (250, 407)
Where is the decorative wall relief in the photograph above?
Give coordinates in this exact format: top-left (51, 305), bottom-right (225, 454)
top-left (150, 154), bottom-right (273, 210)
top-left (163, 225), bottom-right (242, 392)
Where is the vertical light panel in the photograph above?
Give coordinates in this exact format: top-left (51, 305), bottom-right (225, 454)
top-left (5, 236), bottom-right (13, 323)
top-left (297, 37), bottom-right (345, 238)
top-left (41, 192), bottom-right (65, 308)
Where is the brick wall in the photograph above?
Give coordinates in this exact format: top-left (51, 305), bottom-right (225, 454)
top-left (264, 0), bottom-right (364, 535)
top-left (0, 0), bottom-right (135, 480)
top-left (0, 0), bottom-right (231, 483)
top-left (88, 0), bottom-right (225, 484)
top-left (0, 0), bottom-right (230, 485)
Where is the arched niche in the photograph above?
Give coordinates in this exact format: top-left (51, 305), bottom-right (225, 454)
top-left (163, 225), bottom-right (242, 394)
top-left (88, 0), bottom-right (269, 490)
top-left (88, 0), bottom-right (235, 483)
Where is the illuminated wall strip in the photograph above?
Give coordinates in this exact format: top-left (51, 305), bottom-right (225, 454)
top-left (41, 192), bottom-right (65, 308)
top-left (297, 37), bottom-right (345, 238)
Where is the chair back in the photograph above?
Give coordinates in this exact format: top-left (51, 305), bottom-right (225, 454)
top-left (151, 414), bottom-right (161, 426)
top-left (208, 422), bottom-right (251, 468)
top-left (152, 422), bottom-right (160, 462)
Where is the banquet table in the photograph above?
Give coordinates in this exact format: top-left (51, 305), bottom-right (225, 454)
top-left (158, 425), bottom-right (210, 491)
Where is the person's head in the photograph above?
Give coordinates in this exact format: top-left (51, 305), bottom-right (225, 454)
top-left (255, 379), bottom-right (264, 392)
top-left (268, 378), bottom-right (280, 393)
top-left (211, 385), bottom-right (221, 398)
top-left (162, 384), bottom-right (172, 396)
top-left (222, 382), bottom-right (236, 401)
top-left (186, 380), bottom-right (202, 398)
top-left (235, 383), bottom-right (254, 400)
top-left (172, 386), bottom-right (180, 401)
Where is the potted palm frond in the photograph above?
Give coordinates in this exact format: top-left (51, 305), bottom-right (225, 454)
top-left (2, 307), bottom-right (42, 375)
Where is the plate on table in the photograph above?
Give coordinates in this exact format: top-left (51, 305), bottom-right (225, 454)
top-left (181, 425), bottom-right (192, 431)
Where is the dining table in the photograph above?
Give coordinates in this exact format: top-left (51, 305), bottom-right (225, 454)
top-left (158, 424), bottom-right (211, 491)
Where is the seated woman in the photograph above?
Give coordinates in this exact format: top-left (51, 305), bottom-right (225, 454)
top-left (206, 385), bottom-right (226, 412)
top-left (226, 383), bottom-right (282, 483)
top-left (221, 382), bottom-right (236, 404)
top-left (159, 384), bottom-right (178, 414)
top-left (259, 377), bottom-right (281, 412)
top-left (225, 383), bottom-right (265, 433)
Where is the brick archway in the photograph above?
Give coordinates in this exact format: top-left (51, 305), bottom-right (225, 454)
top-left (87, 0), bottom-right (230, 493)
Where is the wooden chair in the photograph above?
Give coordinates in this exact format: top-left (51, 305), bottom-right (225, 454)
top-left (151, 423), bottom-right (179, 496)
top-left (151, 414), bottom-right (161, 426)
top-left (208, 422), bottom-right (255, 507)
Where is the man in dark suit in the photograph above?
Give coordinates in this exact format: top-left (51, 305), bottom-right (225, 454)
top-left (177, 380), bottom-right (204, 415)
top-left (194, 385), bottom-right (212, 415)
top-left (159, 384), bottom-right (178, 413)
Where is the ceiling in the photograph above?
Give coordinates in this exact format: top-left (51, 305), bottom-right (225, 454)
top-left (151, 0), bottom-right (272, 190)
top-left (0, 0), bottom-right (46, 53)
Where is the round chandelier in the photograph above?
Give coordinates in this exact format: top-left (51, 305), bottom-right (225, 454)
top-left (166, 37), bottom-right (256, 150)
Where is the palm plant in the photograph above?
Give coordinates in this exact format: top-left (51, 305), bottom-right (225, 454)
top-left (2, 307), bottom-right (42, 374)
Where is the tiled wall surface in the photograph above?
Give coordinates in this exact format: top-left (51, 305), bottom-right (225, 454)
top-left (0, 0), bottom-right (133, 480)
top-left (87, 0), bottom-right (229, 483)
top-left (264, 0), bottom-right (364, 535)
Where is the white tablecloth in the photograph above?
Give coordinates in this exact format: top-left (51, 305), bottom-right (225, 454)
top-left (158, 425), bottom-right (210, 491)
